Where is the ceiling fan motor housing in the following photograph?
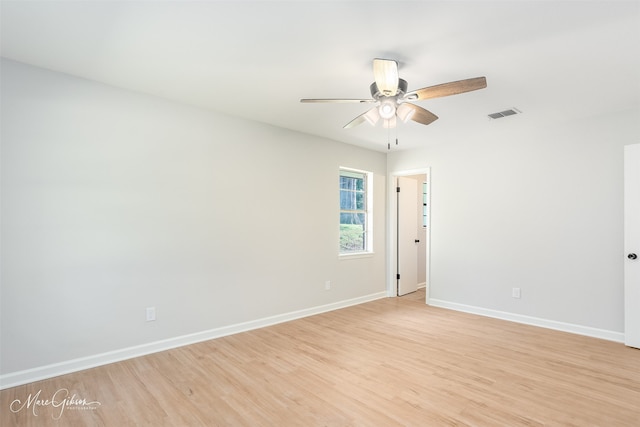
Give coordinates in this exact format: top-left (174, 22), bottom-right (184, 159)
top-left (370, 79), bottom-right (408, 99)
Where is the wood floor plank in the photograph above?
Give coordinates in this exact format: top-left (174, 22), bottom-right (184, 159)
top-left (2, 292), bottom-right (639, 426)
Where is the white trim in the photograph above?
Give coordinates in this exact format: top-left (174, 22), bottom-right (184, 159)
top-left (338, 252), bottom-right (374, 260)
top-left (0, 292), bottom-right (387, 390)
top-left (429, 299), bottom-right (625, 343)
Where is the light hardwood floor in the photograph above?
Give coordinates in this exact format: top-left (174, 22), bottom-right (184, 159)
top-left (400, 286), bottom-right (427, 303)
top-left (2, 295), bottom-right (639, 426)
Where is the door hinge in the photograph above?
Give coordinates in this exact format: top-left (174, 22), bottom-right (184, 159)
top-left (396, 186), bottom-right (401, 192)
top-left (396, 273), bottom-right (401, 280)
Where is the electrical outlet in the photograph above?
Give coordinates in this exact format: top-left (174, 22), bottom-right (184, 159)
top-left (146, 307), bottom-right (156, 321)
top-left (325, 280), bottom-right (331, 291)
top-left (512, 288), bottom-right (521, 299)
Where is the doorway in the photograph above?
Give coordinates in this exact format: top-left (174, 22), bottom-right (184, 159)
top-left (624, 144), bottom-right (640, 348)
top-left (389, 169), bottom-right (430, 302)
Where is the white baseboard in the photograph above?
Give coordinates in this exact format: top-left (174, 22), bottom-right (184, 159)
top-left (429, 299), bottom-right (625, 343)
top-left (0, 292), bottom-right (387, 390)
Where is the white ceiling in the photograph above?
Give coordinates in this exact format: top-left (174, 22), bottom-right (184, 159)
top-left (1, 0), bottom-right (639, 152)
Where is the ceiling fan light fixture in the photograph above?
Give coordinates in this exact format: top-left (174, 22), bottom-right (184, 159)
top-left (379, 100), bottom-right (396, 119)
top-left (363, 108), bottom-right (380, 126)
top-left (396, 103), bottom-right (415, 123)
top-left (383, 116), bottom-right (397, 129)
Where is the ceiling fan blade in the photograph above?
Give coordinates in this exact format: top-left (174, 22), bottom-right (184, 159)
top-left (405, 77), bottom-right (487, 101)
top-left (343, 107), bottom-right (380, 129)
top-left (400, 103), bottom-right (439, 125)
top-left (300, 98), bottom-right (374, 103)
top-left (373, 58), bottom-right (399, 96)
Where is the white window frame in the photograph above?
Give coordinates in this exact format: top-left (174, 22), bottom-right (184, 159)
top-left (339, 167), bottom-right (373, 257)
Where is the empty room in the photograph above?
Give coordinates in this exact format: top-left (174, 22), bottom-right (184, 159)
top-left (1, 1), bottom-right (639, 426)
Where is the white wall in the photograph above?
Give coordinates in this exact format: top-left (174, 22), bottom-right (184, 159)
top-left (388, 108), bottom-right (640, 336)
top-left (0, 59), bottom-right (387, 382)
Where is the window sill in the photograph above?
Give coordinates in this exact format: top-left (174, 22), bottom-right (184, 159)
top-left (338, 252), bottom-right (375, 260)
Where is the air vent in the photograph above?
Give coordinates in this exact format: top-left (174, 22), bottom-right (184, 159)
top-left (488, 108), bottom-right (521, 119)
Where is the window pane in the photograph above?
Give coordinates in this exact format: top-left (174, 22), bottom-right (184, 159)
top-left (340, 212), bottom-right (365, 225)
top-left (340, 175), bottom-right (364, 190)
top-left (340, 190), bottom-right (355, 210)
top-left (340, 224), bottom-right (365, 252)
top-left (340, 190), bottom-right (365, 210)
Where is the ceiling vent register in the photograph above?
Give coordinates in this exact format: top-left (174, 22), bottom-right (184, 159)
top-left (488, 108), bottom-right (521, 119)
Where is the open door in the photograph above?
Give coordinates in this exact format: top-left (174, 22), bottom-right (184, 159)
top-left (625, 144), bottom-right (640, 348)
top-left (397, 176), bottom-right (419, 296)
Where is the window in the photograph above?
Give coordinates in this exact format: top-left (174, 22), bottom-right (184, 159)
top-left (339, 168), bottom-right (372, 254)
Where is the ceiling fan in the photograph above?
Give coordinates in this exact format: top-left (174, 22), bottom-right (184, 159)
top-left (301, 59), bottom-right (487, 129)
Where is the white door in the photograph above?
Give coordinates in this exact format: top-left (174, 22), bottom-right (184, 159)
top-left (397, 177), bottom-right (418, 296)
top-left (625, 144), bottom-right (640, 348)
